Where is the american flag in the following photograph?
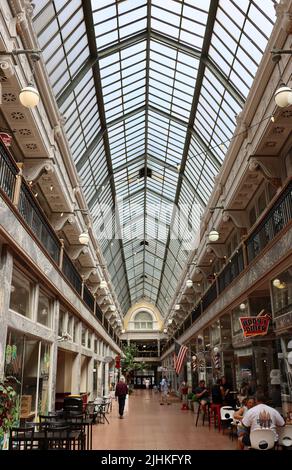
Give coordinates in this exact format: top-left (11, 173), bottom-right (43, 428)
top-left (174, 341), bottom-right (188, 375)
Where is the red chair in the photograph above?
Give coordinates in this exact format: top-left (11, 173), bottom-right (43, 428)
top-left (209, 403), bottom-right (221, 432)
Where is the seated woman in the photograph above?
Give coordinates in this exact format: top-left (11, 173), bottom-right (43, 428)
top-left (234, 397), bottom-right (255, 450)
top-left (195, 380), bottom-right (210, 413)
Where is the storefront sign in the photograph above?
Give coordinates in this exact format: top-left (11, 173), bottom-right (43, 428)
top-left (240, 315), bottom-right (270, 337)
top-left (0, 132), bottom-right (12, 147)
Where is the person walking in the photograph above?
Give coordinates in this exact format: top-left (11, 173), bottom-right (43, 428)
top-left (160, 376), bottom-right (170, 405)
top-left (115, 376), bottom-right (128, 419)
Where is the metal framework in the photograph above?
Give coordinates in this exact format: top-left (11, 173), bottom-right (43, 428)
top-left (33, 0), bottom-right (277, 315)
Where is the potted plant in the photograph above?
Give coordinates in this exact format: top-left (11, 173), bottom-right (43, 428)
top-left (120, 344), bottom-right (148, 391)
top-left (0, 376), bottom-right (20, 450)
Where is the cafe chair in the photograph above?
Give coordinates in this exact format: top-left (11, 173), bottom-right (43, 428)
top-left (9, 426), bottom-right (35, 450)
top-left (278, 426), bottom-right (292, 448)
top-left (220, 406), bottom-right (234, 434)
top-left (250, 429), bottom-right (275, 450)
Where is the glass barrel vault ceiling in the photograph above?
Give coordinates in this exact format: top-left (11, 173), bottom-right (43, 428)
top-left (33, 0), bottom-right (277, 315)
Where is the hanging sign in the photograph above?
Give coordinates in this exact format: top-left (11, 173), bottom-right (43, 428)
top-left (0, 132), bottom-right (12, 147)
top-left (240, 310), bottom-right (271, 338)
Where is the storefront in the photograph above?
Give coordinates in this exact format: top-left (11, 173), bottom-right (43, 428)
top-left (4, 328), bottom-right (51, 423)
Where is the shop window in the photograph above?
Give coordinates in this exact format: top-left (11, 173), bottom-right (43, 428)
top-left (58, 312), bottom-right (64, 337)
top-left (9, 268), bottom-right (33, 319)
top-left (81, 325), bottom-right (86, 347)
top-left (5, 330), bottom-right (51, 423)
top-left (94, 339), bottom-right (98, 354)
top-left (272, 268), bottom-right (292, 317)
top-left (249, 206), bottom-right (256, 227)
top-left (67, 315), bottom-right (74, 341)
top-left (73, 318), bottom-right (77, 343)
top-left (37, 290), bottom-right (52, 328)
top-left (232, 307), bottom-right (246, 335)
top-left (87, 332), bottom-right (92, 349)
top-left (258, 190), bottom-right (266, 216)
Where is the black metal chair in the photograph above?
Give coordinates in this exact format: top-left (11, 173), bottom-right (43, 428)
top-left (85, 401), bottom-right (98, 424)
top-left (9, 426), bottom-right (35, 450)
top-left (63, 397), bottom-right (83, 416)
top-left (45, 424), bottom-right (72, 450)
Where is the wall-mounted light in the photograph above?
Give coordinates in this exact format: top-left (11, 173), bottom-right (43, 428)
top-left (168, 318), bottom-right (173, 325)
top-left (99, 280), bottom-right (107, 289)
top-left (209, 229), bottom-right (219, 242)
top-left (121, 329), bottom-right (125, 334)
top-left (239, 303), bottom-right (246, 311)
top-left (272, 278), bottom-right (281, 287)
top-left (175, 304), bottom-right (180, 310)
top-left (186, 279), bottom-right (193, 288)
top-left (163, 328), bottom-right (167, 334)
top-left (79, 231), bottom-right (89, 245)
top-left (271, 49), bottom-right (292, 108)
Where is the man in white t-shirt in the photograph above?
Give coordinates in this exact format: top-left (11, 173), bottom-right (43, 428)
top-left (242, 391), bottom-right (285, 447)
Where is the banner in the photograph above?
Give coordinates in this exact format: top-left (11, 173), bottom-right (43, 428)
top-left (0, 132), bottom-right (12, 147)
top-left (240, 314), bottom-right (270, 338)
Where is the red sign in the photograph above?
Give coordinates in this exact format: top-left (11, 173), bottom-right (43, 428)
top-left (240, 315), bottom-right (270, 338)
top-left (115, 355), bottom-right (121, 369)
top-left (0, 132), bottom-right (12, 147)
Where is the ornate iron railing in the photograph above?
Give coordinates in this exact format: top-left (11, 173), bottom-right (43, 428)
top-left (218, 246), bottom-right (244, 294)
top-left (18, 181), bottom-right (61, 264)
top-left (246, 181), bottom-right (292, 262)
top-left (0, 139), bottom-right (18, 200)
top-left (62, 250), bottom-right (82, 295)
top-left (83, 284), bottom-right (95, 312)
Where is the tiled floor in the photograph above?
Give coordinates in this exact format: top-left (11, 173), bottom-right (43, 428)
top-left (92, 390), bottom-right (237, 450)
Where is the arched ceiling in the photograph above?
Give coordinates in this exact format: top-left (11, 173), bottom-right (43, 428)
top-left (32, 0), bottom-right (277, 315)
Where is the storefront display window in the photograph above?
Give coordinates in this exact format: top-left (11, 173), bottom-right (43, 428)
top-left (9, 268), bottom-right (33, 319)
top-left (278, 337), bottom-right (292, 419)
top-left (4, 329), bottom-right (51, 422)
top-left (37, 290), bottom-right (52, 328)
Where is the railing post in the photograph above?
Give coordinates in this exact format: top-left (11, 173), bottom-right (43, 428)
top-left (12, 163), bottom-right (23, 207)
top-left (94, 294), bottom-right (97, 316)
top-left (241, 238), bottom-right (249, 268)
top-left (59, 238), bottom-right (64, 270)
top-left (81, 278), bottom-right (85, 299)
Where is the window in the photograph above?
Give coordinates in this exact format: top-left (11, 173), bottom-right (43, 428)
top-left (10, 268), bottom-right (33, 318)
top-left (81, 325), bottom-right (86, 347)
top-left (87, 332), bottom-right (92, 349)
top-left (58, 311), bottom-right (64, 337)
top-left (272, 268), bottom-right (292, 318)
top-left (258, 190), bottom-right (266, 216)
top-left (37, 290), bottom-right (52, 328)
top-left (94, 339), bottom-right (98, 354)
top-left (249, 206), bottom-right (256, 227)
top-left (134, 311), bottom-right (153, 330)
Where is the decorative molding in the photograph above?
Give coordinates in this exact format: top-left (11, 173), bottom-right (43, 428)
top-left (22, 159), bottom-right (55, 183)
top-left (248, 156), bottom-right (282, 188)
top-left (50, 213), bottom-right (75, 232)
top-left (67, 245), bottom-right (88, 260)
top-left (207, 243), bottom-right (226, 258)
top-left (275, 0), bottom-right (292, 33)
top-left (223, 209), bottom-right (249, 229)
top-left (0, 58), bottom-right (15, 78)
top-left (80, 267), bottom-right (96, 280)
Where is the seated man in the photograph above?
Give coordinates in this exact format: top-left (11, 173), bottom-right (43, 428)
top-left (241, 391), bottom-right (285, 448)
top-left (195, 380), bottom-right (210, 413)
top-left (234, 397), bottom-right (255, 450)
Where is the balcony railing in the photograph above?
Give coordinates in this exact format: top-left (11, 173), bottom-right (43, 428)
top-left (62, 251), bottom-right (82, 296)
top-left (202, 281), bottom-right (218, 311)
top-left (246, 180), bottom-right (292, 262)
top-left (0, 137), bottom-right (119, 348)
top-left (218, 246), bottom-right (244, 294)
top-left (83, 284), bottom-right (95, 313)
top-left (18, 181), bottom-right (61, 264)
top-left (0, 139), bottom-right (18, 200)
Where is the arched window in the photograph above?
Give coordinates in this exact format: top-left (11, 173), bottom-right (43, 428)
top-left (134, 311), bottom-right (153, 330)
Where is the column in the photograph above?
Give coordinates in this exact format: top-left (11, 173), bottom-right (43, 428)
top-left (0, 245), bottom-right (13, 379)
top-left (97, 360), bottom-right (103, 396)
top-left (48, 299), bottom-right (60, 411)
top-left (87, 356), bottom-right (94, 400)
top-left (71, 353), bottom-right (81, 394)
top-left (104, 362), bottom-right (109, 396)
